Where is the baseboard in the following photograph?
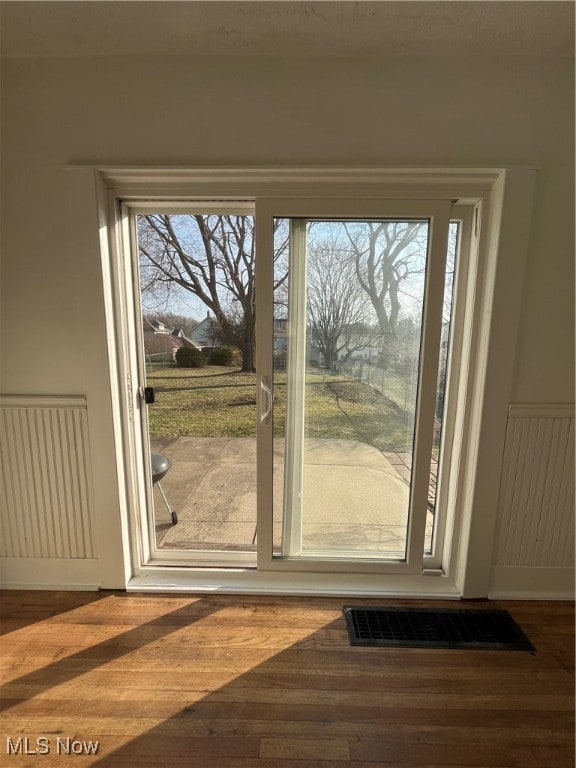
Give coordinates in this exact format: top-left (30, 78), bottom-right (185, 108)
top-left (0, 557), bottom-right (101, 590)
top-left (489, 566), bottom-right (575, 600)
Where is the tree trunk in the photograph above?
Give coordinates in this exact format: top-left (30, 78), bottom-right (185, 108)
top-left (323, 338), bottom-right (339, 369)
top-left (241, 317), bottom-right (256, 373)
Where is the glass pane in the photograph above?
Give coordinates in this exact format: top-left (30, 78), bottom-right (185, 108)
top-left (273, 218), bottom-right (431, 560)
top-left (136, 213), bottom-right (257, 556)
top-left (425, 220), bottom-right (460, 555)
top-left (272, 218), bottom-right (290, 555)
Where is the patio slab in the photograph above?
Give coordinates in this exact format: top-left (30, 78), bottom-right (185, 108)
top-left (151, 436), bottom-right (432, 556)
top-left (302, 465), bottom-right (408, 526)
top-left (163, 436), bottom-right (230, 463)
top-left (182, 464), bottom-right (258, 523)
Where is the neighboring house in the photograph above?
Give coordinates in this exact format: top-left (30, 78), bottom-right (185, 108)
top-left (273, 317), bottom-right (288, 352)
top-left (189, 312), bottom-right (223, 348)
top-left (143, 318), bottom-right (199, 362)
top-left (144, 318), bottom-right (172, 335)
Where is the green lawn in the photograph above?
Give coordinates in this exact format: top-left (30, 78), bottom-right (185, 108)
top-left (145, 365), bottom-right (415, 452)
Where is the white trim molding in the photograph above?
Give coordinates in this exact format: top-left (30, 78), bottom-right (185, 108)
top-left (91, 165), bottom-right (506, 200)
top-left (1, 395), bottom-right (89, 410)
top-left (452, 168), bottom-right (538, 598)
top-left (0, 557), bottom-right (100, 591)
top-left (88, 166), bottom-right (513, 213)
top-left (509, 403), bottom-right (575, 419)
top-left (489, 566), bottom-right (574, 601)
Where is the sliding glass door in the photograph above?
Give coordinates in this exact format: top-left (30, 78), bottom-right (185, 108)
top-left (256, 200), bottom-right (452, 574)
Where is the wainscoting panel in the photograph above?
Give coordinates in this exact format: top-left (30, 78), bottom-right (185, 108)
top-left (0, 396), bottom-right (96, 559)
top-left (491, 403), bottom-right (574, 598)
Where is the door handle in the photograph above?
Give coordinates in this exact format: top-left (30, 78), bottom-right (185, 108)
top-left (144, 387), bottom-right (155, 405)
top-left (260, 378), bottom-right (272, 424)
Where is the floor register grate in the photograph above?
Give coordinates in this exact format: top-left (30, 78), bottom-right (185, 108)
top-left (343, 606), bottom-right (535, 651)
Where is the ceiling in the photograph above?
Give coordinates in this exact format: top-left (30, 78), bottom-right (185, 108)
top-left (1, 1), bottom-right (573, 59)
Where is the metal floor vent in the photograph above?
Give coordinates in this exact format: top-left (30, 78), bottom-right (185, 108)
top-left (343, 606), bottom-right (535, 651)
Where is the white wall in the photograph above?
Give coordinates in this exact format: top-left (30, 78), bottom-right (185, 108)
top-left (1, 55), bottom-right (573, 590)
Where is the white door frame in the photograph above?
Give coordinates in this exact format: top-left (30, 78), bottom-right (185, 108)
top-left (94, 167), bottom-right (536, 597)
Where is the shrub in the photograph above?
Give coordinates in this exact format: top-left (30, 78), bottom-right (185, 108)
top-left (175, 347), bottom-right (206, 368)
top-left (230, 347), bottom-right (243, 367)
top-left (209, 346), bottom-right (235, 366)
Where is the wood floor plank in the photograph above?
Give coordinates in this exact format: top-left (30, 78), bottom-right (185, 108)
top-left (348, 740), bottom-right (516, 766)
top-left (2, 707), bottom-right (575, 735)
top-left (0, 591), bottom-right (573, 767)
top-left (509, 746), bottom-right (575, 768)
top-left (4, 669), bottom-right (571, 698)
top-left (1, 711), bottom-right (572, 745)
top-left (260, 737), bottom-right (350, 760)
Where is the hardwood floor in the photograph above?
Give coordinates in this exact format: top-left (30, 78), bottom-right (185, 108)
top-left (1, 592), bottom-right (574, 767)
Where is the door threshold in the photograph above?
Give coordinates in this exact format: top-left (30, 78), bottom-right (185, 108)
top-left (127, 568), bottom-right (462, 598)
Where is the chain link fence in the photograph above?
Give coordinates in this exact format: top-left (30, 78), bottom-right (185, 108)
top-left (336, 361), bottom-right (417, 416)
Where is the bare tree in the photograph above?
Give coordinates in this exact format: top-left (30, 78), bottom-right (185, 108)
top-left (306, 241), bottom-right (376, 369)
top-left (138, 214), bottom-right (287, 373)
top-left (345, 221), bottom-right (427, 333)
top-left (343, 221), bottom-right (428, 369)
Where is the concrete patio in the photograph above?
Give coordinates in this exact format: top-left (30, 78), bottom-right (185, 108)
top-left (150, 437), bottom-right (434, 558)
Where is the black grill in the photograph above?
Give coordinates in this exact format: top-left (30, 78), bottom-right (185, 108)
top-left (343, 606), bottom-right (535, 651)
